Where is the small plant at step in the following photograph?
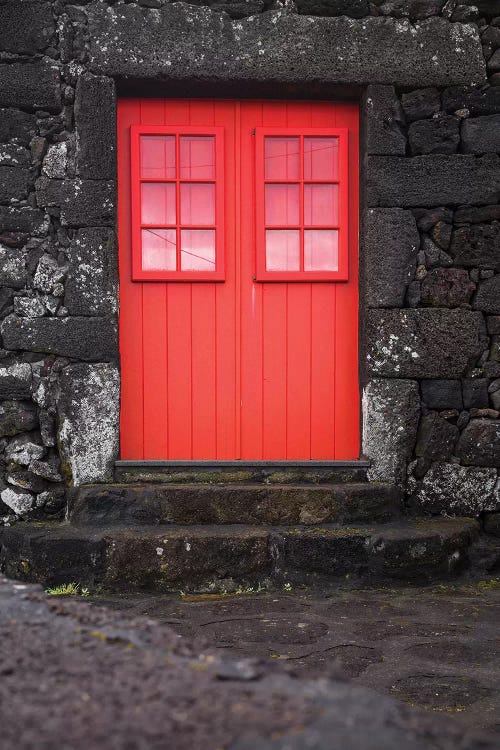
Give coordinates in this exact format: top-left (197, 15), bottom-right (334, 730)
top-left (283, 582), bottom-right (292, 591)
top-left (46, 582), bottom-right (87, 597)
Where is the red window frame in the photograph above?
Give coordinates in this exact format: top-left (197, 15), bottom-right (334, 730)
top-left (255, 127), bottom-right (349, 282)
top-left (130, 124), bottom-right (225, 281)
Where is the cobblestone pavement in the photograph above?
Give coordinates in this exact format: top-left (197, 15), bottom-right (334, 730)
top-left (92, 580), bottom-right (500, 737)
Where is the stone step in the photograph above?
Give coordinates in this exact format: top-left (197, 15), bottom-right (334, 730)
top-left (67, 482), bottom-right (401, 526)
top-left (114, 460), bottom-right (370, 485)
top-left (0, 518), bottom-right (479, 593)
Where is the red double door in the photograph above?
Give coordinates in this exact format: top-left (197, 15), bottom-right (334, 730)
top-left (118, 99), bottom-right (359, 461)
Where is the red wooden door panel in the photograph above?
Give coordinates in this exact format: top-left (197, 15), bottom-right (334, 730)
top-left (117, 99), bottom-right (359, 460)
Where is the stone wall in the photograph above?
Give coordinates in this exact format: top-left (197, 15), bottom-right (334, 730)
top-left (0, 0), bottom-right (499, 527)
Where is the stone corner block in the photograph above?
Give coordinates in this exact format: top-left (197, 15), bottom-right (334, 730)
top-left (75, 73), bottom-right (116, 180)
top-left (57, 363), bottom-right (120, 485)
top-left (363, 85), bottom-right (406, 156)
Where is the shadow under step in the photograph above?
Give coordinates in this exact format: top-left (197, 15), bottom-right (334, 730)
top-left (68, 482), bottom-right (401, 526)
top-left (0, 518), bottom-right (480, 593)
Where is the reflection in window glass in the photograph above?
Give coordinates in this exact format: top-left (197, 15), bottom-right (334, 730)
top-left (264, 137), bottom-right (300, 180)
top-left (140, 136), bottom-right (176, 179)
top-left (265, 184), bottom-right (300, 226)
top-left (304, 184), bottom-right (339, 226)
top-left (180, 229), bottom-right (216, 271)
top-left (304, 138), bottom-right (338, 181)
top-left (180, 136), bottom-right (215, 179)
top-left (304, 230), bottom-right (338, 271)
top-left (141, 183), bottom-right (176, 225)
top-left (265, 230), bottom-right (300, 271)
top-left (142, 229), bottom-right (177, 271)
top-left (180, 183), bottom-right (215, 226)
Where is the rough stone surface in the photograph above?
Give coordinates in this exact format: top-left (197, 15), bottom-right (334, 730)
top-left (456, 419), bottom-right (500, 467)
top-left (463, 379), bottom-right (490, 409)
top-left (35, 178), bottom-right (115, 227)
top-left (421, 380), bottom-right (463, 410)
top-left (0, 60), bottom-right (61, 112)
top-left (0, 487), bottom-right (33, 515)
top-left (367, 155), bottom-right (500, 207)
top-left (473, 275), bottom-right (500, 314)
top-left (366, 309), bottom-right (482, 378)
top-left (0, 109), bottom-right (37, 146)
top-left (408, 115), bottom-right (460, 155)
top-left (449, 224), bottom-right (500, 271)
top-left (462, 114), bottom-right (500, 153)
top-left (0, 400), bottom-right (37, 437)
top-left (401, 87), bottom-right (441, 121)
top-left (87, 4), bottom-right (486, 87)
top-left (0, 1), bottom-right (55, 55)
top-left (442, 85), bottom-right (500, 115)
top-left (75, 74), bottom-right (116, 180)
top-left (297, 0), bottom-right (370, 17)
top-left (56, 363), bottom-right (120, 485)
top-left (0, 315), bottom-right (118, 362)
top-left (363, 209), bottom-right (419, 307)
top-left (0, 363), bottom-right (32, 400)
top-left (0, 206), bottom-right (47, 237)
top-left (420, 268), bottom-right (475, 308)
top-left (410, 461), bottom-right (499, 515)
top-left (65, 228), bottom-right (117, 316)
top-left (362, 378), bottom-right (420, 486)
top-left (0, 245), bottom-right (28, 290)
top-left (365, 85), bottom-right (406, 155)
top-left (415, 412), bottom-right (459, 461)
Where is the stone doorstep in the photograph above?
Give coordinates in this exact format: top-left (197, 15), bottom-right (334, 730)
top-left (67, 482), bottom-right (402, 527)
top-left (0, 518), bottom-right (480, 593)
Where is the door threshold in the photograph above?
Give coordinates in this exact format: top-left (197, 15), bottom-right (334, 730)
top-left (115, 460), bottom-right (371, 468)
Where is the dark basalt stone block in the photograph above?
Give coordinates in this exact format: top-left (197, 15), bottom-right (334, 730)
top-left (421, 379), bottom-right (463, 410)
top-left (443, 85), bottom-right (500, 115)
top-left (456, 418), bottom-right (500, 467)
top-left (65, 228), bottom-right (117, 316)
top-left (0, 206), bottom-right (47, 236)
top-left (366, 308), bottom-right (482, 378)
top-left (461, 114), bottom-right (500, 154)
top-left (0, 315), bottom-right (118, 362)
top-left (408, 115), bottom-right (460, 155)
top-left (75, 74), bottom-right (116, 180)
top-left (367, 154), bottom-right (500, 207)
top-left (364, 85), bottom-right (406, 156)
top-left (0, 400), bottom-right (38, 438)
top-left (0, 1), bottom-right (55, 55)
top-left (87, 3), bottom-right (485, 88)
top-left (0, 363), bottom-right (32, 400)
top-left (420, 268), bottom-right (475, 308)
top-left (0, 60), bottom-right (61, 113)
top-left (297, 0), bottom-right (370, 18)
top-left (462, 378), bottom-right (489, 409)
top-left (35, 177), bottom-right (115, 227)
top-left (379, 0), bottom-right (445, 20)
top-left (401, 88), bottom-right (441, 122)
top-left (415, 411), bottom-right (459, 461)
top-left (454, 205), bottom-right (500, 224)
top-left (449, 223), bottom-right (500, 271)
top-left (363, 208), bottom-right (419, 307)
top-left (0, 110), bottom-right (37, 146)
top-left (473, 275), bottom-right (500, 314)
top-left (0, 166), bottom-right (29, 203)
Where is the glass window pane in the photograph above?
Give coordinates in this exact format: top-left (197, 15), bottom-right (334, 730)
top-left (180, 229), bottom-right (216, 271)
top-left (265, 230), bottom-right (300, 272)
top-left (304, 138), bottom-right (338, 180)
top-left (140, 136), bottom-right (176, 179)
top-left (142, 229), bottom-right (176, 271)
top-left (180, 183), bottom-right (215, 226)
top-left (264, 137), bottom-right (300, 180)
top-left (304, 230), bottom-right (338, 271)
top-left (141, 183), bottom-right (176, 225)
top-left (304, 184), bottom-right (339, 226)
top-left (265, 184), bottom-right (299, 226)
top-left (180, 136), bottom-right (215, 179)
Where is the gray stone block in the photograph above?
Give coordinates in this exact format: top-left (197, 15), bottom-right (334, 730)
top-left (462, 114), bottom-right (500, 154)
top-left (473, 275), bottom-right (500, 314)
top-left (410, 461), bottom-right (499, 515)
top-left (420, 268), bottom-right (475, 308)
top-left (456, 418), bottom-right (500, 467)
top-left (366, 308), bottom-right (482, 378)
top-left (65, 228), bottom-right (117, 316)
top-left (363, 208), bottom-right (419, 307)
top-left (443, 84), bottom-right (500, 115)
top-left (0, 400), bottom-right (38, 437)
top-left (75, 74), bottom-right (116, 180)
top-left (415, 412), bottom-right (459, 461)
top-left (87, 3), bottom-right (486, 87)
top-left (0, 245), bottom-right (28, 289)
top-left (0, 315), bottom-right (118, 362)
top-left (408, 115), bottom-right (460, 155)
top-left (297, 0), bottom-right (369, 17)
top-left (0, 206), bottom-right (47, 237)
top-left (362, 378), bottom-right (420, 486)
top-left (364, 86), bottom-right (406, 156)
top-left (57, 363), bottom-right (119, 485)
top-left (35, 177), bottom-right (115, 227)
top-left (0, 1), bottom-right (55, 55)
top-left (0, 109), bottom-right (37, 146)
top-left (367, 154), bottom-right (500, 207)
top-left (401, 87), bottom-right (441, 122)
top-left (462, 378), bottom-right (489, 409)
top-left (0, 363), bottom-right (32, 400)
top-left (0, 166), bottom-right (29, 202)
top-left (421, 379), bottom-right (463, 410)
top-left (449, 224), bottom-right (500, 271)
top-left (0, 60), bottom-right (61, 112)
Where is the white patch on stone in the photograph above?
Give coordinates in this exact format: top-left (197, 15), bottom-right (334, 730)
top-left (42, 142), bottom-right (68, 179)
top-left (1, 487), bottom-right (33, 515)
top-left (156, 547), bottom-right (164, 556)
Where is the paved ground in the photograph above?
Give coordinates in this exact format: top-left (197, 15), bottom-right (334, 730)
top-left (92, 580), bottom-right (500, 737)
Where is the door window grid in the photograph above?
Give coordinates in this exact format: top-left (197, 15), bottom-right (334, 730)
top-left (130, 125), bottom-right (225, 281)
top-left (255, 127), bottom-right (349, 282)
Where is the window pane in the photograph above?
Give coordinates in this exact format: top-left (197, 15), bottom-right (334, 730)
top-left (140, 136), bottom-right (176, 179)
top-left (180, 183), bottom-right (215, 226)
top-left (304, 230), bottom-right (338, 271)
top-left (265, 230), bottom-right (300, 271)
top-left (180, 136), bottom-right (215, 179)
top-left (180, 229), bottom-right (215, 271)
top-left (304, 184), bottom-right (339, 226)
top-left (265, 184), bottom-right (299, 226)
top-left (142, 229), bottom-right (176, 271)
top-left (264, 137), bottom-right (300, 180)
top-left (141, 183), bottom-right (176, 225)
top-left (304, 138), bottom-right (338, 180)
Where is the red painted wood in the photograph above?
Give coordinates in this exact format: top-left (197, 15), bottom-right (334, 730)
top-left (118, 99), bottom-right (359, 460)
